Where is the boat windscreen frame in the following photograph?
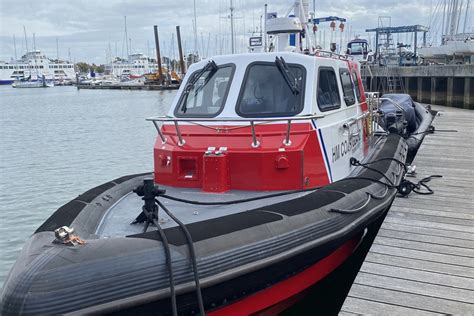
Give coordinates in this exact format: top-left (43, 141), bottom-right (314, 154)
top-left (348, 41), bottom-right (368, 55)
top-left (339, 68), bottom-right (356, 106)
top-left (235, 61), bottom-right (306, 118)
top-left (316, 66), bottom-right (342, 112)
top-left (174, 62), bottom-right (236, 118)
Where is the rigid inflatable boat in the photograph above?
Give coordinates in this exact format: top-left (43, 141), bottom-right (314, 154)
top-left (1, 7), bottom-right (433, 316)
top-left (378, 93), bottom-right (434, 163)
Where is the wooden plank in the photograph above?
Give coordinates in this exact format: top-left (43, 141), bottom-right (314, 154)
top-left (340, 297), bottom-right (440, 315)
top-left (365, 252), bottom-right (474, 278)
top-left (381, 222), bottom-right (474, 240)
top-left (398, 196), bottom-right (472, 206)
top-left (384, 217), bottom-right (474, 234)
top-left (348, 284), bottom-right (474, 314)
top-left (374, 236), bottom-right (474, 258)
top-left (370, 244), bottom-right (473, 267)
top-left (387, 211), bottom-right (474, 227)
top-left (377, 229), bottom-right (474, 249)
top-left (354, 272), bottom-right (474, 304)
top-left (389, 206), bottom-right (474, 219)
top-left (359, 262), bottom-right (474, 290)
top-left (338, 311), bottom-right (360, 316)
top-left (394, 194), bottom-right (474, 207)
top-left (392, 200), bottom-right (474, 214)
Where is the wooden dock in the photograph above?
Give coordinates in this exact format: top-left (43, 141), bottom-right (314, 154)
top-left (340, 105), bottom-right (474, 315)
top-left (76, 83), bottom-right (180, 90)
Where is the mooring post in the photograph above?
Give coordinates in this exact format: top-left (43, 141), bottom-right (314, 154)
top-left (154, 25), bottom-right (164, 85)
top-left (176, 26), bottom-right (186, 76)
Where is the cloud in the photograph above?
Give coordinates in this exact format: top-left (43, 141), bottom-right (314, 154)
top-left (0, 0), bottom-right (463, 63)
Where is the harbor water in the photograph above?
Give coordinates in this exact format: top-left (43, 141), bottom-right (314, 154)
top-left (0, 86), bottom-right (175, 286)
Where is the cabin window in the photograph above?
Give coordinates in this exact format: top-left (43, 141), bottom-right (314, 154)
top-left (352, 71), bottom-right (363, 102)
top-left (348, 42), bottom-right (367, 55)
top-left (340, 69), bottom-right (355, 106)
top-left (175, 63), bottom-right (235, 117)
top-left (317, 67), bottom-right (341, 111)
top-left (236, 62), bottom-right (305, 117)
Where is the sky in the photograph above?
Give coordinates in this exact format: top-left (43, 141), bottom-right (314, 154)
top-left (0, 0), bottom-right (469, 64)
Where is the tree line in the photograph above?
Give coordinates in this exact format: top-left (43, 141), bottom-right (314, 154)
top-left (76, 62), bottom-right (105, 74)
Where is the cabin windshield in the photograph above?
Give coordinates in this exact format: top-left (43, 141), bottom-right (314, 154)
top-left (175, 64), bottom-right (234, 117)
top-left (348, 42), bottom-right (367, 55)
top-left (237, 62), bottom-right (305, 117)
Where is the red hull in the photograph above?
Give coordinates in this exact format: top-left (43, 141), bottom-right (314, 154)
top-left (208, 237), bottom-right (360, 316)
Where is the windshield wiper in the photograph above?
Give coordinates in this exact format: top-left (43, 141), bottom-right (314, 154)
top-left (180, 60), bottom-right (218, 113)
top-left (275, 56), bottom-right (300, 95)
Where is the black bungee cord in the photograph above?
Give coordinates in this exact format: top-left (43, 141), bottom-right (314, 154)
top-left (155, 199), bottom-right (206, 316)
top-left (146, 213), bottom-right (178, 316)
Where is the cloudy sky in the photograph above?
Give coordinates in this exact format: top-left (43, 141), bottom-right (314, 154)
top-left (0, 0), bottom-right (469, 64)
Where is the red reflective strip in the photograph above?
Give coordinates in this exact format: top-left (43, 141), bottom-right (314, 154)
top-left (208, 237), bottom-right (359, 316)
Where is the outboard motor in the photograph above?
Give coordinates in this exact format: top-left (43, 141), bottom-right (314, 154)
top-left (383, 110), bottom-right (407, 135)
top-left (379, 94), bottom-right (418, 137)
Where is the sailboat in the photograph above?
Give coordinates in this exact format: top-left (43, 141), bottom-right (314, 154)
top-left (12, 73), bottom-right (54, 88)
top-left (12, 32), bottom-right (54, 88)
top-left (419, 0), bottom-right (473, 63)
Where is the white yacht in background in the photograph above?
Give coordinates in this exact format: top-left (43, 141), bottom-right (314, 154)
top-left (0, 50), bottom-right (75, 85)
top-left (419, 0), bottom-right (473, 63)
top-left (105, 53), bottom-right (158, 77)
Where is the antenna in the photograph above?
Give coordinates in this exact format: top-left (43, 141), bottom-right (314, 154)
top-left (56, 38), bottom-right (59, 61)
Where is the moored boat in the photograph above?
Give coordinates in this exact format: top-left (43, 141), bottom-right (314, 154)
top-left (1, 50), bottom-right (74, 85)
top-left (11, 74), bottom-right (54, 88)
top-left (0, 3), bottom-right (434, 316)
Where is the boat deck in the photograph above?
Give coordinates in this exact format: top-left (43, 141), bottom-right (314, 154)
top-left (340, 105), bottom-right (474, 315)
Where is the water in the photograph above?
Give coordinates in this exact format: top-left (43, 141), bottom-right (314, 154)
top-left (0, 86), bottom-right (176, 286)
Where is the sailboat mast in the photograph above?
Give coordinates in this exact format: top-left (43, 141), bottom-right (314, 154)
top-left (450, 0), bottom-right (460, 35)
top-left (193, 0), bottom-right (198, 55)
top-left (124, 16), bottom-right (129, 58)
top-left (463, 0), bottom-right (470, 33)
top-left (13, 34), bottom-right (18, 61)
top-left (442, 0), bottom-right (446, 38)
top-left (13, 34), bottom-right (18, 71)
top-left (23, 26), bottom-right (29, 52)
top-left (230, 0), bottom-right (235, 54)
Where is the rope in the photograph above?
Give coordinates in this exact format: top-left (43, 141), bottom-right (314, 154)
top-left (399, 175), bottom-right (443, 196)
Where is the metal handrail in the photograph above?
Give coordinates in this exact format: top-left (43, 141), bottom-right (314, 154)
top-left (146, 114), bottom-right (324, 148)
top-left (314, 50), bottom-right (353, 61)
